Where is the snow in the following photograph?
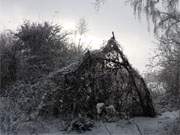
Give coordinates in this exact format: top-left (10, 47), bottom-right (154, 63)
top-left (105, 105), bottom-right (116, 114)
top-left (96, 103), bottom-right (105, 114)
top-left (2, 110), bottom-right (180, 135)
top-left (34, 110), bottom-right (179, 135)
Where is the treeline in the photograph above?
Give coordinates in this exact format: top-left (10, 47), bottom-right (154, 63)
top-left (0, 21), bottom-right (84, 134)
top-left (0, 21), bottom-right (83, 89)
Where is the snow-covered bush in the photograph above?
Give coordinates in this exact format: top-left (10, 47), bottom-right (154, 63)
top-left (0, 97), bottom-right (22, 134)
top-left (0, 79), bottom-right (58, 134)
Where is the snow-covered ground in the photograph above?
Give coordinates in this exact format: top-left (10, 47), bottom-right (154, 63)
top-left (1, 110), bottom-right (179, 135)
top-left (35, 111), bottom-right (179, 135)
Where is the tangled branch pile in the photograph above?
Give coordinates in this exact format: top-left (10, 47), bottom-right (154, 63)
top-left (45, 36), bottom-right (156, 120)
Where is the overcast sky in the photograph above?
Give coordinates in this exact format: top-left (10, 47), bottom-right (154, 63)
top-left (0, 0), bottom-right (156, 73)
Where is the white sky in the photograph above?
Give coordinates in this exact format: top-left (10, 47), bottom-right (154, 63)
top-left (0, 0), bottom-right (157, 73)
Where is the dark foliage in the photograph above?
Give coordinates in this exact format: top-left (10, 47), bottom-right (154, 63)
top-left (0, 21), bottom-right (84, 134)
top-left (14, 21), bottom-right (81, 82)
top-left (0, 32), bottom-right (17, 88)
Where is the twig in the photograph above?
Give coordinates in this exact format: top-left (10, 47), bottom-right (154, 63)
top-left (101, 121), bottom-right (112, 135)
top-left (130, 119), bottom-right (144, 135)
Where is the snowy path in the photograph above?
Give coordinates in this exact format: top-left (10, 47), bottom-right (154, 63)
top-left (22, 111), bottom-right (180, 135)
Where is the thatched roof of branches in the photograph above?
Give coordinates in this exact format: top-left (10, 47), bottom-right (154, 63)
top-left (47, 35), bottom-right (156, 119)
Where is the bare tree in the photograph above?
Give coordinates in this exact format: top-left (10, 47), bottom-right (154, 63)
top-left (75, 18), bottom-right (88, 51)
top-left (76, 18), bottom-right (88, 36)
top-left (94, 0), bottom-right (180, 36)
top-left (93, 0), bottom-right (180, 98)
top-left (94, 0), bottom-right (106, 11)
